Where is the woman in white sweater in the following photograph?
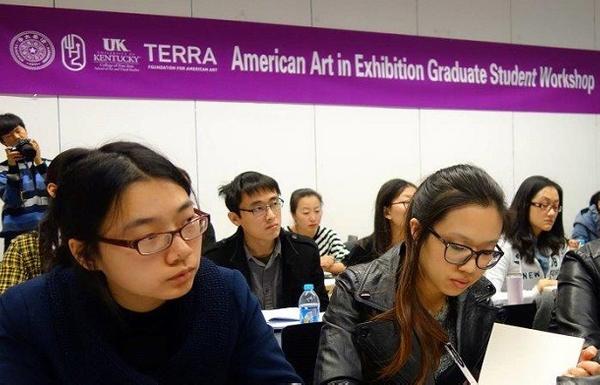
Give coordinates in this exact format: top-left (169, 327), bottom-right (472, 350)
top-left (485, 175), bottom-right (567, 304)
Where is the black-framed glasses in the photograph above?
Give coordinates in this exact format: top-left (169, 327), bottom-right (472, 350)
top-left (428, 227), bottom-right (504, 270)
top-left (99, 209), bottom-right (210, 255)
top-left (530, 201), bottom-right (562, 213)
top-left (390, 200), bottom-right (411, 208)
top-left (239, 197), bottom-right (284, 217)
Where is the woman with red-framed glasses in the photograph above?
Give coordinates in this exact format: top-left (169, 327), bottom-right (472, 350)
top-left (0, 141), bottom-right (301, 384)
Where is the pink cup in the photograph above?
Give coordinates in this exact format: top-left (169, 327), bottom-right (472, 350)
top-left (506, 274), bottom-right (524, 305)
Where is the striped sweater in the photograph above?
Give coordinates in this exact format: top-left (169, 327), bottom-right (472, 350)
top-left (288, 225), bottom-right (349, 262)
top-left (0, 159), bottom-right (50, 236)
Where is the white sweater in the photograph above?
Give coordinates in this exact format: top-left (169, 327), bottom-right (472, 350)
top-left (484, 239), bottom-right (565, 304)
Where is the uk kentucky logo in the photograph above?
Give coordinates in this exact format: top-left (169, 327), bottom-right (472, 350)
top-left (102, 38), bottom-right (128, 52)
top-left (61, 34), bottom-right (86, 71)
top-left (10, 31), bottom-right (55, 70)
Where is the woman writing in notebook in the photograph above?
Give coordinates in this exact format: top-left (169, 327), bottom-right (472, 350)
top-left (315, 164), bottom-right (508, 385)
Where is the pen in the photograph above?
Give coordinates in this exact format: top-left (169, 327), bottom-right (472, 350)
top-left (444, 342), bottom-right (479, 385)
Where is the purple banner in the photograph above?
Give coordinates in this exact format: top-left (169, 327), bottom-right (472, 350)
top-left (1, 4), bottom-right (599, 113)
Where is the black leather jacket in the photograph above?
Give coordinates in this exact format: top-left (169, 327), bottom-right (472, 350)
top-left (550, 240), bottom-right (600, 383)
top-left (550, 240), bottom-right (600, 347)
top-left (314, 244), bottom-right (498, 385)
top-left (344, 235), bottom-right (378, 267)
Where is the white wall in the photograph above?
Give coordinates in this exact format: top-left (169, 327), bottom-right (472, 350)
top-left (1, 0), bottom-right (598, 245)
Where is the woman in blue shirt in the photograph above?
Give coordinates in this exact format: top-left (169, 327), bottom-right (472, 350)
top-left (572, 191), bottom-right (600, 246)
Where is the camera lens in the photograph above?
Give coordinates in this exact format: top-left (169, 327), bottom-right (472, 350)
top-left (14, 139), bottom-right (36, 161)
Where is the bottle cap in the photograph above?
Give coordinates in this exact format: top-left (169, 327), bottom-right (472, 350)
top-left (303, 283), bottom-right (314, 291)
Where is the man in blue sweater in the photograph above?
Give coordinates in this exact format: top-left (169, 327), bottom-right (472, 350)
top-left (0, 113), bottom-right (50, 249)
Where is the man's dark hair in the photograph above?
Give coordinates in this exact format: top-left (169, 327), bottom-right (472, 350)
top-left (589, 191), bottom-right (600, 207)
top-left (219, 171), bottom-right (280, 214)
top-left (0, 113), bottom-right (25, 138)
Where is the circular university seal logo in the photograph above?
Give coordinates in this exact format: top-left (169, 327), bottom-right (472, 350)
top-left (10, 31), bottom-right (55, 70)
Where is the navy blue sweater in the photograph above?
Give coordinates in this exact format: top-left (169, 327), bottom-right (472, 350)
top-left (0, 259), bottom-right (302, 385)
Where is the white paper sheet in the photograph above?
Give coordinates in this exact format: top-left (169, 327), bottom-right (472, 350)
top-left (478, 323), bottom-right (584, 385)
top-left (262, 307), bottom-right (300, 329)
top-left (261, 307), bottom-right (324, 329)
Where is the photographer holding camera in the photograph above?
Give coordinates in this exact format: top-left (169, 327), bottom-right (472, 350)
top-left (0, 113), bottom-right (50, 249)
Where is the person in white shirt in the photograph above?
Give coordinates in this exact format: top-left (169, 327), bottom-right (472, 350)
top-left (485, 175), bottom-right (567, 304)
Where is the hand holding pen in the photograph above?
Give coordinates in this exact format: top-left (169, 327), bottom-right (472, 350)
top-left (445, 342), bottom-right (479, 385)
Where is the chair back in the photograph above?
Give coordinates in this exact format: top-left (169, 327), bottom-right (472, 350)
top-left (281, 321), bottom-right (324, 385)
top-left (532, 289), bottom-right (556, 331)
top-left (344, 235), bottom-right (358, 251)
top-left (496, 302), bottom-right (537, 328)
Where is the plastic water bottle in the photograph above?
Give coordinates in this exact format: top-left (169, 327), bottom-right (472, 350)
top-left (298, 283), bottom-right (320, 323)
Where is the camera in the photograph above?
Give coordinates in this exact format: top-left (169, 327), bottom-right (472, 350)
top-left (12, 139), bottom-right (36, 162)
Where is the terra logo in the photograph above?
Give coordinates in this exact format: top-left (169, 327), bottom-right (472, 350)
top-left (61, 34), bottom-right (86, 71)
top-left (102, 38), bottom-right (128, 52)
top-left (10, 31), bottom-right (55, 70)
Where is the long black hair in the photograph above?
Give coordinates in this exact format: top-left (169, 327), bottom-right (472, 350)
top-left (39, 147), bottom-right (91, 268)
top-left (373, 179), bottom-right (416, 255)
top-left (505, 175), bottom-right (564, 264)
top-left (379, 164), bottom-right (507, 384)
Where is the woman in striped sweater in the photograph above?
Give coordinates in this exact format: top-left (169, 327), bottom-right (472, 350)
top-left (288, 188), bottom-right (348, 275)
